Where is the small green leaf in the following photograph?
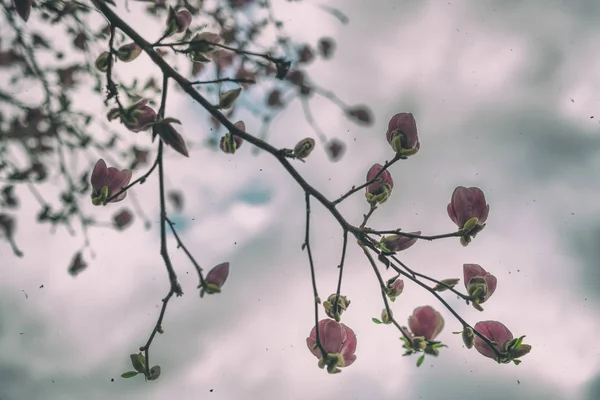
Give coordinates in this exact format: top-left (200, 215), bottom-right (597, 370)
top-left (121, 371), bottom-right (139, 378)
top-left (513, 359), bottom-right (521, 365)
top-left (372, 318), bottom-right (382, 324)
top-left (416, 354), bottom-right (425, 367)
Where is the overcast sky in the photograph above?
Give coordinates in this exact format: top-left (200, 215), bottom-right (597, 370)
top-left (1, 0), bottom-right (600, 399)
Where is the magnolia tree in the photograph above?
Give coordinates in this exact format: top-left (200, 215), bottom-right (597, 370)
top-left (0, 0), bottom-right (531, 382)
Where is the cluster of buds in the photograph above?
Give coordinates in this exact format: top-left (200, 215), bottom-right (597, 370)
top-left (447, 186), bottom-right (489, 246)
top-left (306, 318), bottom-right (357, 374)
top-left (400, 306), bottom-right (446, 366)
top-left (107, 99), bottom-right (157, 133)
top-left (323, 294), bottom-right (350, 322)
top-left (463, 264), bottom-right (497, 311)
top-left (90, 159), bottom-right (132, 206)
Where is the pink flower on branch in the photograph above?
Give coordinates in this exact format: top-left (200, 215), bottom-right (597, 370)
top-left (474, 321), bottom-right (531, 364)
top-left (408, 306), bottom-right (444, 342)
top-left (386, 113), bottom-right (420, 157)
top-left (200, 262), bottom-right (230, 297)
top-left (90, 159), bottom-right (132, 206)
top-left (447, 186), bottom-right (489, 245)
top-left (378, 231), bottom-right (421, 254)
top-left (306, 319), bottom-right (357, 374)
top-left (463, 264), bottom-right (497, 310)
top-left (365, 163), bottom-right (394, 205)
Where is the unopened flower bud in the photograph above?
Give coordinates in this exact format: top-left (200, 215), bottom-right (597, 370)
top-left (95, 51), bottom-right (112, 72)
top-left (219, 121), bottom-right (245, 154)
top-left (385, 277), bottom-right (404, 301)
top-left (218, 88), bottom-right (242, 110)
top-left (130, 353), bottom-right (145, 373)
top-left (365, 163), bottom-right (393, 205)
top-left (433, 278), bottom-right (460, 292)
top-left (379, 232), bottom-right (420, 254)
top-left (200, 262), bottom-right (230, 297)
top-left (462, 326), bottom-right (474, 349)
top-left (148, 365), bottom-right (161, 380)
top-left (381, 308), bottom-right (393, 324)
top-left (293, 138), bottom-right (316, 160)
top-left (116, 43), bottom-right (142, 62)
top-left (323, 294), bottom-right (350, 322)
top-left (386, 113), bottom-right (420, 157)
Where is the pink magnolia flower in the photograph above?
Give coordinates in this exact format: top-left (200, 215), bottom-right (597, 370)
top-left (464, 264), bottom-right (497, 304)
top-left (365, 163), bottom-right (394, 205)
top-left (201, 262), bottom-right (230, 297)
top-left (447, 186), bottom-right (489, 230)
top-left (306, 319), bottom-right (357, 368)
top-left (474, 321), bottom-right (512, 359)
top-left (90, 159), bottom-right (132, 206)
top-left (113, 99), bottom-right (157, 133)
top-left (408, 306), bottom-right (444, 341)
top-left (386, 277), bottom-right (404, 300)
top-left (379, 231), bottom-right (421, 253)
top-left (386, 113), bottom-right (420, 157)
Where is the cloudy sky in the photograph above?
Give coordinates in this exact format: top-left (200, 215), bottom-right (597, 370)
top-left (2, 0), bottom-right (600, 399)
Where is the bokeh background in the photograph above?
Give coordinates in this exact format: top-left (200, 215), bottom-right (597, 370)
top-left (2, 0), bottom-right (600, 399)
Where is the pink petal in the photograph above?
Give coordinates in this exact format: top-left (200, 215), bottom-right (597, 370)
top-left (90, 159), bottom-right (108, 189)
top-left (463, 264), bottom-right (487, 288)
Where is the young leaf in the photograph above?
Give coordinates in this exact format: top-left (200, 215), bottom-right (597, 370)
top-left (372, 318), bottom-right (382, 324)
top-left (416, 354), bottom-right (425, 367)
top-left (121, 371), bottom-right (139, 378)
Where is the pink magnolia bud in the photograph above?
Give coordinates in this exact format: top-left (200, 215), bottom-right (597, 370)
top-left (447, 186), bottom-right (489, 231)
top-left (113, 209), bottom-right (133, 230)
top-left (365, 163), bottom-right (393, 205)
top-left (306, 319), bottom-right (357, 371)
top-left (90, 159), bottom-right (132, 205)
top-left (174, 8), bottom-right (192, 33)
top-left (219, 121), bottom-right (245, 154)
top-left (463, 264), bottom-right (497, 304)
top-left (385, 277), bottom-right (404, 300)
top-left (201, 262), bottom-right (230, 297)
top-left (408, 306), bottom-right (444, 341)
top-left (347, 106), bottom-right (373, 125)
top-left (473, 321), bottom-right (531, 363)
top-left (116, 43), bottom-right (142, 62)
top-left (379, 232), bottom-right (420, 254)
top-left (386, 113), bottom-right (420, 157)
top-left (326, 138), bottom-right (345, 162)
top-left (121, 99), bottom-right (157, 133)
